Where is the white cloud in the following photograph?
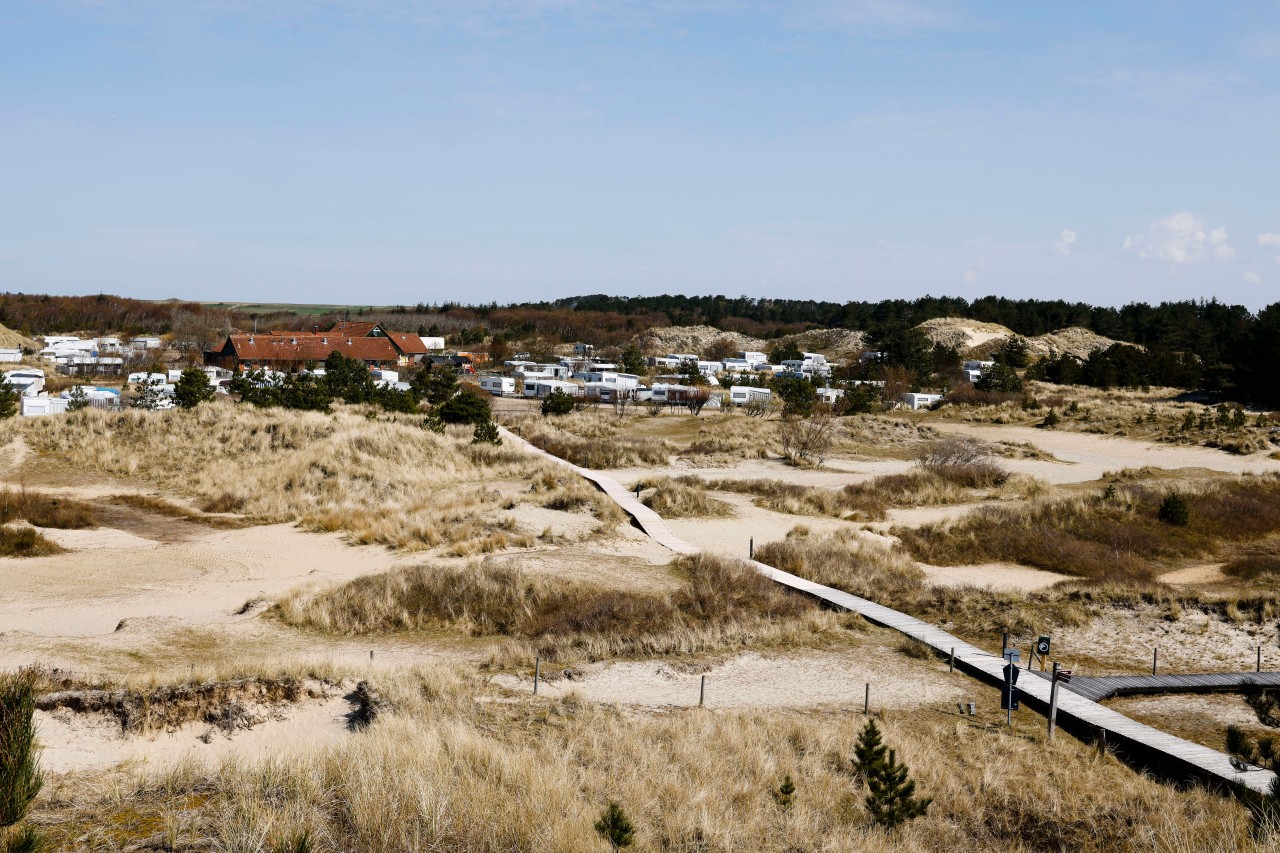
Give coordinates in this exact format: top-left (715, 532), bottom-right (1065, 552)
top-left (1056, 228), bottom-right (1077, 255)
top-left (1260, 232), bottom-right (1280, 247)
top-left (962, 269), bottom-right (977, 285)
top-left (1243, 270), bottom-right (1262, 284)
top-left (1123, 212), bottom-right (1234, 264)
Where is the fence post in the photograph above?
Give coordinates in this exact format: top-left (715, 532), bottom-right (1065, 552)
top-left (1047, 662), bottom-right (1061, 742)
top-left (1258, 645), bottom-right (1262, 674)
top-left (699, 675), bottom-right (706, 707)
top-left (864, 683), bottom-right (870, 714)
top-left (749, 538), bottom-right (754, 560)
top-left (1152, 648), bottom-right (1158, 676)
top-left (534, 657), bottom-right (540, 696)
top-left (949, 647), bottom-right (955, 673)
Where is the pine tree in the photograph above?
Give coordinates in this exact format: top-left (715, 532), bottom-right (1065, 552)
top-left (130, 380), bottom-right (162, 410)
top-left (594, 800), bottom-right (635, 851)
top-left (772, 775), bottom-right (795, 811)
top-left (472, 419), bottom-right (501, 445)
top-left (852, 720), bottom-right (931, 830)
top-left (173, 368), bottom-right (215, 409)
top-left (66, 384), bottom-right (91, 412)
top-left (0, 381), bottom-right (18, 420)
top-left (1, 669), bottom-right (43, 832)
top-left (1158, 493), bottom-right (1190, 526)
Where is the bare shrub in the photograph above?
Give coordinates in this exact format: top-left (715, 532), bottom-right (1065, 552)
top-left (0, 526), bottom-right (63, 558)
top-left (780, 405), bottom-right (836, 467)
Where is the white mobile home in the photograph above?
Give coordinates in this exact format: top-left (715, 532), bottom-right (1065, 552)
top-left (21, 395), bottom-right (69, 417)
top-left (816, 387), bottom-right (845, 404)
top-left (728, 386), bottom-right (771, 406)
top-left (902, 392), bottom-right (943, 411)
top-left (0, 349), bottom-right (21, 363)
top-left (479, 375), bottom-right (516, 396)
top-left (523, 379), bottom-right (580, 398)
top-left (737, 351), bottom-right (769, 366)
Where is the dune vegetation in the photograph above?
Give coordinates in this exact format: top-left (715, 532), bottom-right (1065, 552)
top-left (30, 663), bottom-right (1269, 852)
top-left (13, 405), bottom-right (621, 554)
top-left (895, 475), bottom-right (1280, 583)
top-left (277, 554), bottom-right (845, 663)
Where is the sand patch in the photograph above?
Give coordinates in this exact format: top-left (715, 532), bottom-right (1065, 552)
top-left (37, 690), bottom-right (354, 773)
top-left (932, 422), bottom-right (1280, 484)
top-left (919, 562), bottom-right (1071, 592)
top-left (493, 649), bottom-right (965, 710)
top-left (1160, 563), bottom-right (1229, 586)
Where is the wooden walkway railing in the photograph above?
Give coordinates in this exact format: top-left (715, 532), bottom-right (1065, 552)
top-left (1027, 670), bottom-right (1280, 703)
top-left (501, 427), bottom-right (1277, 795)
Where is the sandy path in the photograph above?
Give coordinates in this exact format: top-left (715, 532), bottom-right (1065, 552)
top-left (663, 492), bottom-right (851, 555)
top-left (493, 649), bottom-right (966, 710)
top-left (933, 422), bottom-right (1280, 484)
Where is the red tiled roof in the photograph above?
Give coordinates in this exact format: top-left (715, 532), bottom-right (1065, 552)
top-left (224, 335), bottom-right (398, 363)
top-left (329, 321), bottom-right (379, 336)
top-left (385, 332), bottom-right (427, 355)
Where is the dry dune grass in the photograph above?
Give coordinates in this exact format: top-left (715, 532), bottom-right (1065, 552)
top-left (504, 412), bottom-right (674, 468)
top-left (276, 554), bottom-right (844, 663)
top-left (693, 476), bottom-right (888, 520)
top-left (0, 488), bottom-right (96, 528)
top-left (637, 476), bottom-right (735, 518)
top-left (897, 475), bottom-right (1280, 583)
top-left (19, 407), bottom-right (597, 554)
top-left (32, 664), bottom-right (1264, 852)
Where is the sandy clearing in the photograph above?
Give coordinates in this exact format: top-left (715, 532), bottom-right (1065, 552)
top-left (1055, 606), bottom-right (1280, 675)
top-left (1159, 563), bottom-right (1229, 586)
top-left (493, 650), bottom-right (966, 711)
top-left (36, 691), bottom-right (354, 773)
top-left (933, 422), bottom-right (1280, 484)
top-left (0, 523), bottom-right (413, 638)
top-left (919, 562), bottom-right (1071, 592)
top-left (39, 526), bottom-right (158, 550)
top-left (663, 491), bottom-right (853, 555)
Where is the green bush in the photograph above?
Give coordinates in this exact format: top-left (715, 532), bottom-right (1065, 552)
top-left (540, 389), bottom-right (576, 416)
top-left (438, 386), bottom-right (492, 425)
top-left (0, 669), bottom-right (43, 830)
top-left (1157, 493), bottom-right (1190, 526)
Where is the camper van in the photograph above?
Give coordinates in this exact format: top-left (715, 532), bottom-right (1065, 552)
top-left (479, 375), bottom-right (516, 396)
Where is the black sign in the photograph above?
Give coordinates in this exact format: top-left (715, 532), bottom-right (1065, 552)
top-left (1001, 662), bottom-right (1020, 710)
top-left (1036, 636), bottom-right (1051, 655)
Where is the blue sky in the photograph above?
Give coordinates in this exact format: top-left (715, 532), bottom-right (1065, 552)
top-left (2, 1), bottom-right (1279, 309)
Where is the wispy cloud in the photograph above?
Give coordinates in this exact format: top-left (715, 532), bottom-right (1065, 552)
top-left (1243, 270), bottom-right (1262, 284)
top-left (1055, 228), bottom-right (1077, 255)
top-left (1124, 212), bottom-right (1234, 264)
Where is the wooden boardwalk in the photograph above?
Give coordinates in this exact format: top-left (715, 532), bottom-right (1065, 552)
top-left (1028, 670), bottom-right (1280, 703)
top-left (501, 427), bottom-right (1277, 794)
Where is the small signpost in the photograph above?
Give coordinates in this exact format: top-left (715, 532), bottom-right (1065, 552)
top-left (1035, 635), bottom-right (1051, 672)
top-left (1048, 664), bottom-right (1072, 741)
top-left (1001, 648), bottom-right (1020, 725)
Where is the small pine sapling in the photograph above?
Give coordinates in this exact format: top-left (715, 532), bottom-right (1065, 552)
top-left (1157, 493), bottom-right (1190, 526)
top-left (472, 419), bottom-right (502, 445)
top-left (1226, 725), bottom-right (1280, 831)
top-left (852, 720), bottom-right (931, 830)
top-left (594, 800), bottom-right (635, 851)
top-left (772, 775), bottom-right (796, 811)
top-left (1, 669), bottom-right (44, 851)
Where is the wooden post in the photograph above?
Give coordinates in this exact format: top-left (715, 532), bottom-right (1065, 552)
top-left (1047, 662), bottom-right (1061, 741)
top-left (699, 675), bottom-right (706, 707)
top-left (1152, 648), bottom-right (1158, 676)
top-left (749, 538), bottom-right (754, 560)
top-left (369, 650), bottom-right (374, 661)
top-left (534, 657), bottom-right (540, 696)
top-left (1258, 645), bottom-right (1262, 674)
top-left (949, 647), bottom-right (955, 673)
top-left (864, 683), bottom-right (870, 714)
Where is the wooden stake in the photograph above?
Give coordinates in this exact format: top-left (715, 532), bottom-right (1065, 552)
top-left (949, 647), bottom-right (955, 673)
top-left (864, 683), bottom-right (870, 714)
top-left (699, 675), bottom-right (706, 707)
top-left (749, 538), bottom-right (754, 560)
top-left (1258, 645), bottom-right (1262, 673)
top-left (1152, 648), bottom-right (1158, 676)
top-left (1047, 662), bottom-right (1061, 741)
top-left (534, 657), bottom-right (540, 696)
